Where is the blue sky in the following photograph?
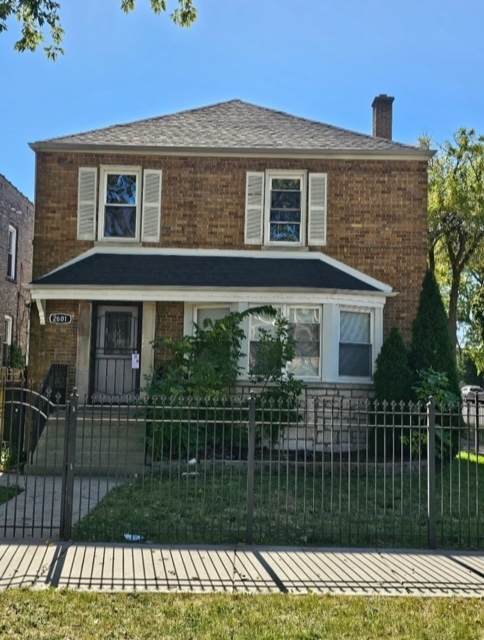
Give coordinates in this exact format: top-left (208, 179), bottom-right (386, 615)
top-left (1, 0), bottom-right (483, 201)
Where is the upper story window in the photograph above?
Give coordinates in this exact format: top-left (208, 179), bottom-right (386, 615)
top-left (77, 166), bottom-right (162, 243)
top-left (100, 170), bottom-right (140, 240)
top-left (245, 171), bottom-right (327, 247)
top-left (266, 173), bottom-right (305, 245)
top-left (7, 225), bottom-right (17, 279)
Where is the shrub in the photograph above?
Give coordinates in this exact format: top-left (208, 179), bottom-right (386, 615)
top-left (409, 270), bottom-right (460, 398)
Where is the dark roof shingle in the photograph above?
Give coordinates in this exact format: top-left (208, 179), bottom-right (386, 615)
top-left (33, 253), bottom-right (383, 292)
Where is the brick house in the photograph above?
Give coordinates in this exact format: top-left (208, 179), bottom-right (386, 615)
top-left (27, 96), bottom-right (431, 404)
top-left (0, 174), bottom-right (34, 367)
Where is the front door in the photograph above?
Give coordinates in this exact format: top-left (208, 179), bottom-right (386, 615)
top-left (91, 304), bottom-right (142, 400)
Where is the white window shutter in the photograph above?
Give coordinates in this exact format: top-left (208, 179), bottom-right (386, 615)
top-left (141, 169), bottom-right (162, 243)
top-left (245, 172), bottom-right (264, 245)
top-left (308, 173), bottom-right (327, 246)
top-left (77, 168), bottom-right (97, 240)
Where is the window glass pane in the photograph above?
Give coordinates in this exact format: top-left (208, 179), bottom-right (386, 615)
top-left (271, 191), bottom-right (301, 210)
top-left (339, 344), bottom-right (371, 377)
top-left (106, 174), bottom-right (137, 205)
top-left (270, 209), bottom-right (301, 223)
top-left (271, 178), bottom-right (301, 191)
top-left (288, 307), bottom-right (320, 377)
top-left (196, 307), bottom-right (230, 326)
top-left (104, 206), bottom-right (136, 238)
top-left (340, 311), bottom-right (370, 343)
top-left (288, 357), bottom-right (319, 377)
top-left (269, 223), bottom-right (300, 242)
top-left (249, 312), bottom-right (277, 340)
top-left (104, 312), bottom-right (133, 354)
top-left (269, 176), bottom-right (302, 244)
top-left (288, 308), bottom-right (320, 325)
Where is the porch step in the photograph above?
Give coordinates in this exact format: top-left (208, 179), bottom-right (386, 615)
top-left (25, 408), bottom-right (148, 476)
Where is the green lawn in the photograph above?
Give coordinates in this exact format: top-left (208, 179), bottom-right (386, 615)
top-left (1, 591), bottom-right (483, 640)
top-left (72, 456), bottom-right (484, 549)
top-left (0, 484), bottom-right (22, 506)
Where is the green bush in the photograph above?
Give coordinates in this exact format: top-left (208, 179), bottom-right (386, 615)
top-left (409, 270), bottom-right (460, 398)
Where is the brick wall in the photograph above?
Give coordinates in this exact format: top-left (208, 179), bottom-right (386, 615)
top-left (30, 151), bottom-right (428, 381)
top-left (0, 174), bottom-right (34, 363)
top-left (28, 299), bottom-right (78, 388)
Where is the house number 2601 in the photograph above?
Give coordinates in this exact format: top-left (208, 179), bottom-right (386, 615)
top-left (49, 313), bottom-right (72, 325)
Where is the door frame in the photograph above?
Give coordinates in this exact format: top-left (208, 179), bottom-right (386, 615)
top-left (89, 301), bottom-right (143, 400)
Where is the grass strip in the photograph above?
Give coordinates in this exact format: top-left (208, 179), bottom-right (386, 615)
top-left (1, 591), bottom-right (484, 640)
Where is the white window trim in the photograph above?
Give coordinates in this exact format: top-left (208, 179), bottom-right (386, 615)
top-left (337, 306), bottom-right (374, 383)
top-left (7, 225), bottom-right (17, 279)
top-left (4, 315), bottom-right (13, 346)
top-left (264, 170), bottom-right (307, 248)
top-left (192, 304), bottom-right (232, 327)
top-left (98, 165), bottom-right (142, 242)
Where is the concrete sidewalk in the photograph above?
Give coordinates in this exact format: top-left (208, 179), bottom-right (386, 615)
top-left (1, 542), bottom-right (484, 596)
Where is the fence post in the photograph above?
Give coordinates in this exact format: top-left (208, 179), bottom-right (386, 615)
top-left (427, 396), bottom-right (436, 549)
top-left (60, 387), bottom-right (78, 541)
top-left (246, 395), bottom-right (256, 545)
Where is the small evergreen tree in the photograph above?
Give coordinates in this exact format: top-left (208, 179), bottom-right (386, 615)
top-left (373, 327), bottom-right (412, 404)
top-left (409, 270), bottom-right (460, 398)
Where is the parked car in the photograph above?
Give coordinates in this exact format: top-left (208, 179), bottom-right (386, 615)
top-left (461, 385), bottom-right (484, 401)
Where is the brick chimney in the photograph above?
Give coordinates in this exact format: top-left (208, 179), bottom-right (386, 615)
top-left (372, 94), bottom-right (394, 140)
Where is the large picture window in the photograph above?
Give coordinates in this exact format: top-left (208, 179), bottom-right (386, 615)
top-left (339, 310), bottom-right (372, 378)
top-left (249, 306), bottom-right (321, 378)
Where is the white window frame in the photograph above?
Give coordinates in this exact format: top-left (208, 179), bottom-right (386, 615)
top-left (3, 315), bottom-right (12, 367)
top-left (7, 225), bottom-right (17, 279)
top-left (4, 315), bottom-right (12, 346)
top-left (98, 165), bottom-right (142, 242)
top-left (338, 307), bottom-right (374, 382)
top-left (264, 170), bottom-right (307, 247)
top-left (248, 304), bottom-right (321, 380)
top-left (193, 305), bottom-right (232, 329)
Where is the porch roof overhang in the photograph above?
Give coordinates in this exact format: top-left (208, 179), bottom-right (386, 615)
top-left (28, 248), bottom-right (394, 322)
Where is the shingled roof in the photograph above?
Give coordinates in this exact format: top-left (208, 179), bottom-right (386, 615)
top-left (31, 251), bottom-right (389, 293)
top-left (30, 99), bottom-right (426, 155)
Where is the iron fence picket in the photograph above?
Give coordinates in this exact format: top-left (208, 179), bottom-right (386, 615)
top-left (1, 378), bottom-right (483, 549)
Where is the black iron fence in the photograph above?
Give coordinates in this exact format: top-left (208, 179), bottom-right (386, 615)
top-left (1, 377), bottom-right (483, 549)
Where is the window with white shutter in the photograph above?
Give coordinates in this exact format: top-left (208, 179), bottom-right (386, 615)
top-left (308, 173), bottom-right (327, 246)
top-left (141, 170), bottom-right (162, 242)
top-left (245, 172), bottom-right (264, 245)
top-left (77, 168), bottom-right (97, 240)
top-left (245, 170), bottom-right (327, 247)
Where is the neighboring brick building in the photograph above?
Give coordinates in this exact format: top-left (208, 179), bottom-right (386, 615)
top-left (27, 97), bottom-right (432, 400)
top-left (0, 174), bottom-right (34, 367)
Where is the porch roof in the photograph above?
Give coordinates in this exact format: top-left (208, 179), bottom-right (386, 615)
top-left (32, 251), bottom-right (386, 292)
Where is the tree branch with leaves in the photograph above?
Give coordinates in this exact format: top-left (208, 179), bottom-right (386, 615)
top-left (0, 0), bottom-right (197, 59)
top-left (427, 128), bottom-right (484, 352)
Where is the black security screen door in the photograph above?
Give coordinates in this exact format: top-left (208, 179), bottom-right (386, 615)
top-left (92, 304), bottom-right (141, 400)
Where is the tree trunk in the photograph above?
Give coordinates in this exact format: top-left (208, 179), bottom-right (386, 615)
top-left (448, 270), bottom-right (460, 354)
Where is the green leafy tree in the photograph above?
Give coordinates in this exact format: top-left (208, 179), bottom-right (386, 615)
top-left (409, 270), bottom-right (460, 397)
top-left (373, 327), bottom-right (412, 404)
top-left (144, 306), bottom-right (305, 460)
top-left (0, 0), bottom-right (197, 59)
top-left (427, 129), bottom-right (484, 352)
top-left (249, 313), bottom-right (304, 406)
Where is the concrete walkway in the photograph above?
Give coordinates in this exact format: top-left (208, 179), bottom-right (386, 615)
top-left (0, 473), bottom-right (121, 539)
top-left (1, 542), bottom-right (483, 596)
